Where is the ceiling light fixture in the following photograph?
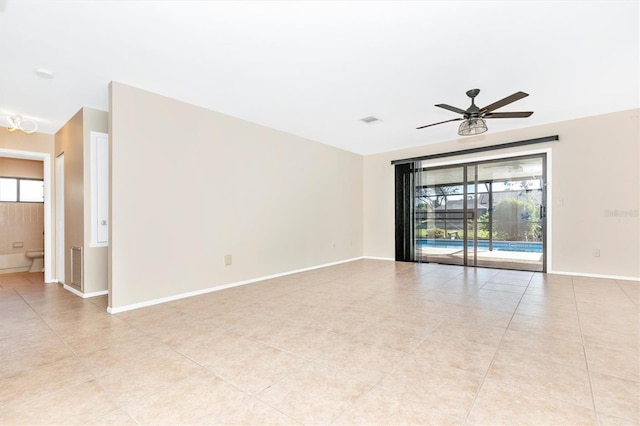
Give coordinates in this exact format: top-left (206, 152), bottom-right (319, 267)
top-left (7, 115), bottom-right (38, 134)
top-left (458, 118), bottom-right (487, 136)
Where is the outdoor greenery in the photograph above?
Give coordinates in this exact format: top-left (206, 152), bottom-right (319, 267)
top-left (422, 228), bottom-right (446, 239)
top-left (478, 199), bottom-right (540, 241)
top-left (416, 226), bottom-right (490, 240)
top-left (416, 185), bottom-right (462, 211)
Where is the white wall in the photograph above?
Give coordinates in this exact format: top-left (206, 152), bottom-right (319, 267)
top-left (109, 82), bottom-right (364, 310)
top-left (364, 109), bottom-right (640, 280)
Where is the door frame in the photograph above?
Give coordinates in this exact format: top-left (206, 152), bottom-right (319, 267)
top-left (0, 148), bottom-right (54, 283)
top-left (396, 147), bottom-right (553, 272)
top-left (56, 153), bottom-right (65, 283)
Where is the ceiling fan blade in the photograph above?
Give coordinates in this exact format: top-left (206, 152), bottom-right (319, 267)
top-left (435, 104), bottom-right (468, 115)
top-left (480, 91), bottom-right (529, 113)
top-left (484, 111), bottom-right (534, 118)
top-left (416, 117), bottom-right (463, 130)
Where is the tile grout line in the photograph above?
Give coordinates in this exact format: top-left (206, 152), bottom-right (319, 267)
top-left (10, 277), bottom-right (127, 423)
top-left (3, 264), bottom-right (634, 424)
top-left (252, 265), bottom-right (457, 424)
top-left (325, 325), bottom-right (437, 424)
top-left (119, 309), bottom-right (306, 424)
top-left (572, 276), bottom-right (602, 426)
top-left (614, 279), bottom-right (640, 308)
top-left (463, 271), bottom-right (535, 423)
top-left (103, 315), bottom-right (240, 424)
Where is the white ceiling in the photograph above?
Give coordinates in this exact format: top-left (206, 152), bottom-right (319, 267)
top-left (0, 1), bottom-right (638, 155)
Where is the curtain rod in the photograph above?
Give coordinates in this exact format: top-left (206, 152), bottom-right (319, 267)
top-left (390, 135), bottom-right (559, 165)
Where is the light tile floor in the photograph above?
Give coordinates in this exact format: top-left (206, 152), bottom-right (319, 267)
top-left (1, 260), bottom-right (638, 425)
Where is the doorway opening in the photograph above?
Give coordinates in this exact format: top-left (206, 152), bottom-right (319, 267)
top-left (396, 153), bottom-right (547, 272)
top-left (0, 149), bottom-right (53, 282)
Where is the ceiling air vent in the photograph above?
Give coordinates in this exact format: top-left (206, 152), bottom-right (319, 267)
top-left (360, 116), bottom-right (381, 124)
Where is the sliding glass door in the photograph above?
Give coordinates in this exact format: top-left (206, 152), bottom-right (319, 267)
top-left (396, 154), bottom-right (546, 272)
top-left (414, 165), bottom-right (465, 266)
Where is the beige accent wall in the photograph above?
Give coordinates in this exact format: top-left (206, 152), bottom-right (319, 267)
top-left (109, 82), bottom-right (364, 309)
top-left (0, 204), bottom-right (44, 255)
top-left (55, 110), bottom-right (83, 289)
top-left (0, 158), bottom-right (44, 178)
top-left (55, 107), bottom-right (109, 293)
top-left (364, 109), bottom-right (640, 279)
top-left (0, 129), bottom-right (54, 154)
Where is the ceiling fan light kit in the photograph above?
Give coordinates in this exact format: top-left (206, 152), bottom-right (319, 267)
top-left (417, 88), bottom-right (533, 136)
top-left (458, 117), bottom-right (487, 136)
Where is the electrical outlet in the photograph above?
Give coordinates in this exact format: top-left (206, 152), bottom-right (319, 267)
top-left (224, 254), bottom-right (232, 266)
top-left (592, 249), bottom-right (600, 257)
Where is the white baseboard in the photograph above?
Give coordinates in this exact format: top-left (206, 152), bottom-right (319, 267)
top-left (63, 285), bottom-right (109, 298)
top-left (103, 257), bottom-right (640, 314)
top-left (361, 258), bottom-right (639, 282)
top-left (85, 290), bottom-right (109, 297)
top-left (107, 257), bottom-right (365, 314)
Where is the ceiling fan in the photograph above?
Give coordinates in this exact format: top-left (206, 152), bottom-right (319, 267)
top-left (416, 89), bottom-right (533, 136)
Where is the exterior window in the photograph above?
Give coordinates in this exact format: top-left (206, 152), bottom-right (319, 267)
top-left (19, 179), bottom-right (44, 202)
top-left (0, 178), bottom-right (18, 201)
top-left (0, 177), bottom-right (44, 202)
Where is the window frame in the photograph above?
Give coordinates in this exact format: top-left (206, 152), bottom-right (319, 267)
top-left (0, 176), bottom-right (45, 203)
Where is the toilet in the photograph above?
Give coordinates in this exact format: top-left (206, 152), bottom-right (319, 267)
top-left (25, 249), bottom-right (44, 273)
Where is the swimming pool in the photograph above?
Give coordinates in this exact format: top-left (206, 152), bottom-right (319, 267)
top-left (418, 239), bottom-right (543, 253)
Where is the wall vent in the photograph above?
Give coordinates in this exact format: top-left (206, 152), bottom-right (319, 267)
top-left (360, 116), bottom-right (381, 124)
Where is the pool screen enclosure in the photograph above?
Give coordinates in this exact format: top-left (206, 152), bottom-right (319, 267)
top-left (395, 153), bottom-right (547, 272)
